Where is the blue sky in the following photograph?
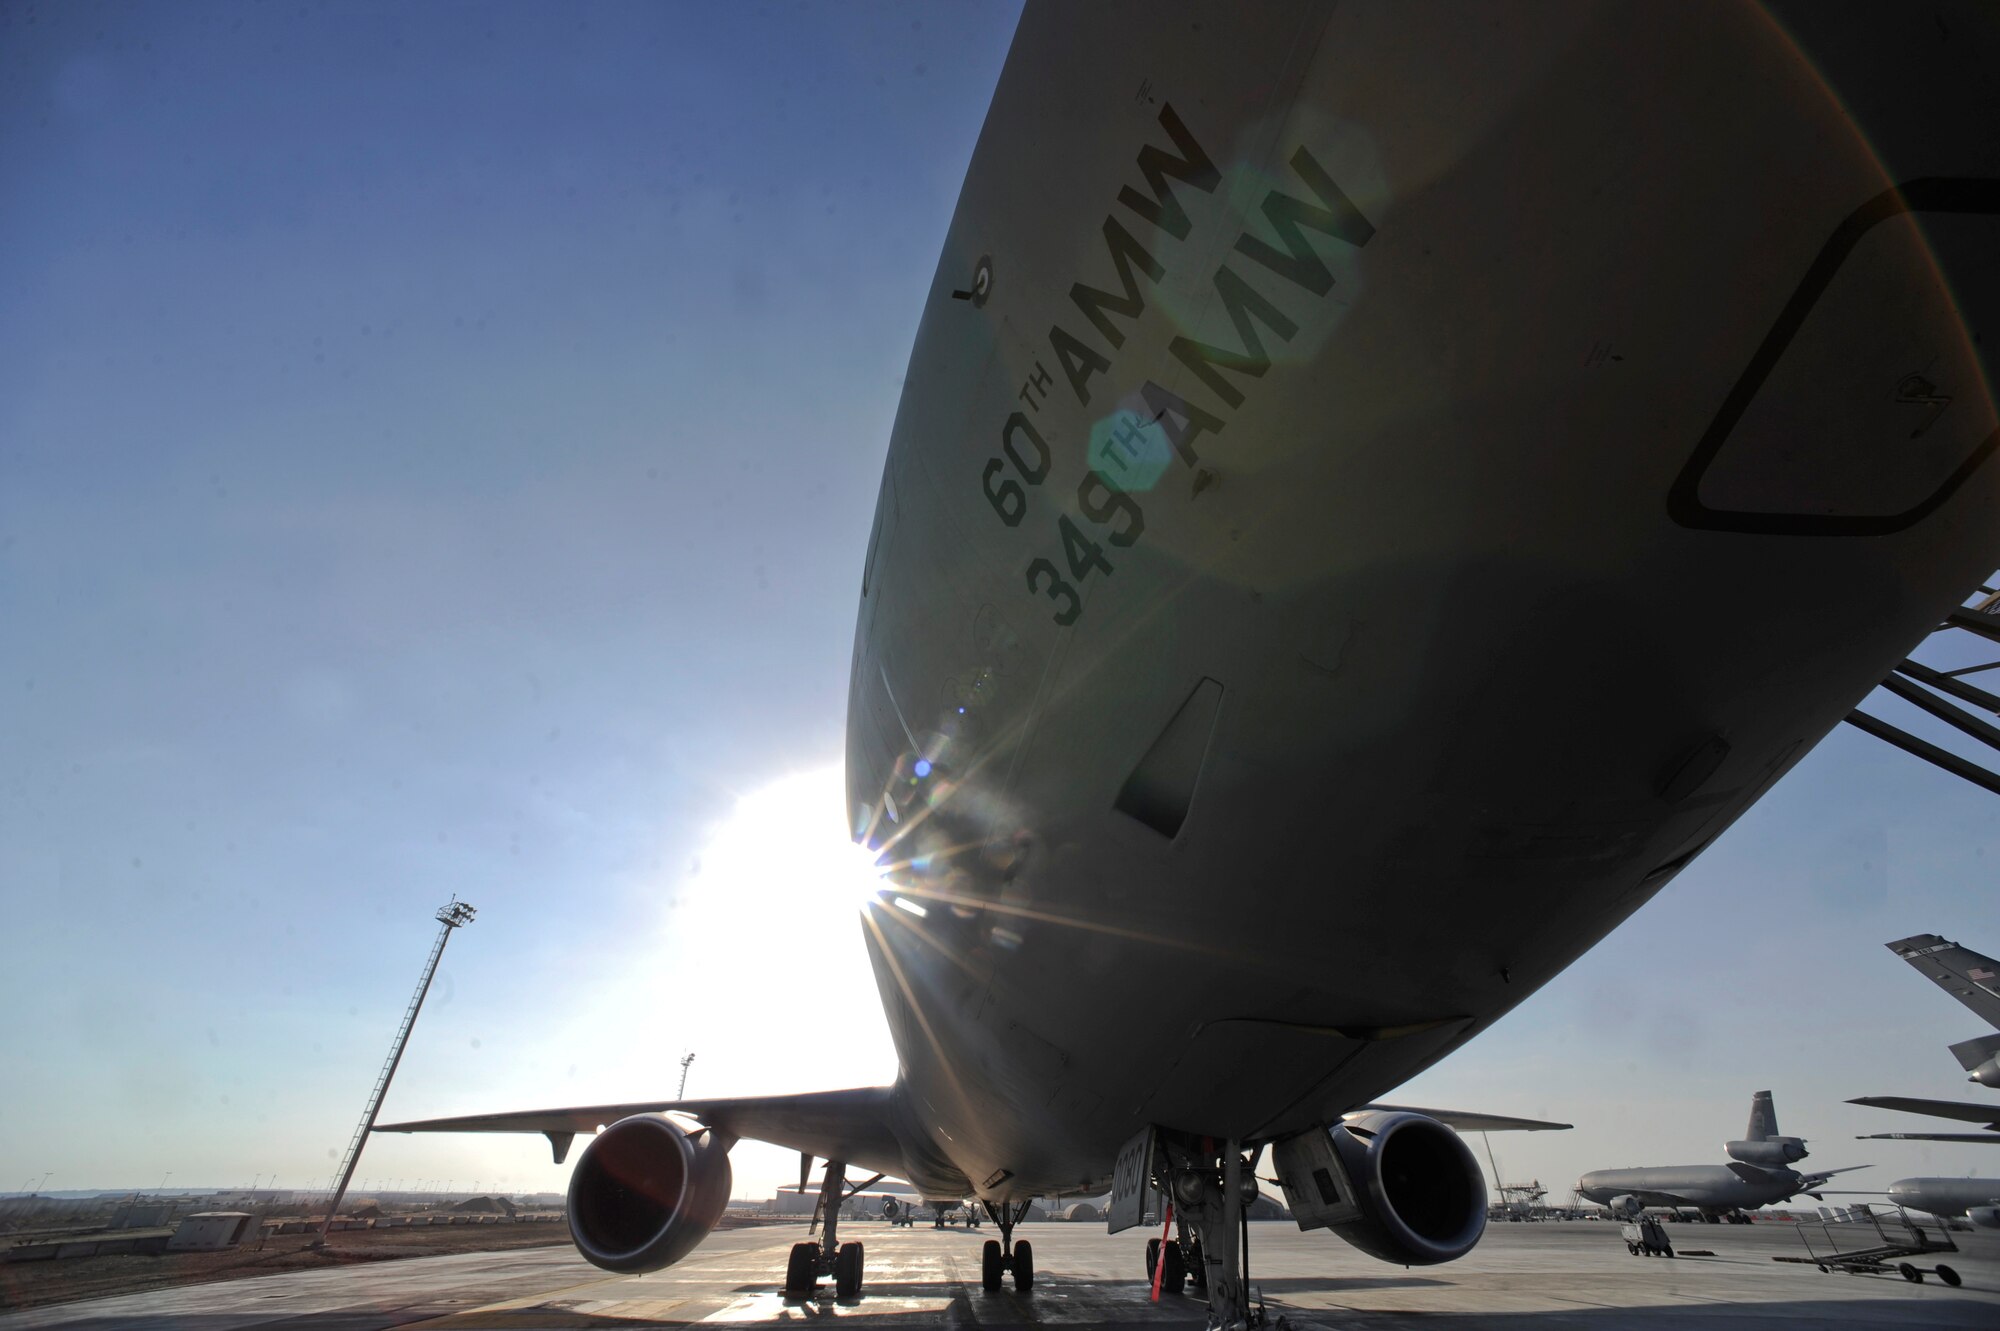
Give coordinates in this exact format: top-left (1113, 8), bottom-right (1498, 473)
top-left (3, 0), bottom-right (1995, 1209)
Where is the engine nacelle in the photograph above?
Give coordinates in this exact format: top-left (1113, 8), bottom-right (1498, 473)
top-left (1321, 1112), bottom-right (1487, 1265)
top-left (1605, 1194), bottom-right (1644, 1220)
top-left (1725, 1136), bottom-right (1807, 1166)
top-left (566, 1114), bottom-right (732, 1273)
top-left (1970, 1205), bottom-right (2000, 1231)
top-left (1970, 1056), bottom-right (2000, 1089)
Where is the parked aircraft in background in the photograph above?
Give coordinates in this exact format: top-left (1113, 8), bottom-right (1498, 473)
top-left (1887, 1177), bottom-right (2000, 1229)
top-left (1851, 933), bottom-right (2000, 1143)
top-left (381, 3), bottom-right (2000, 1324)
top-left (1578, 1093), bottom-right (1866, 1222)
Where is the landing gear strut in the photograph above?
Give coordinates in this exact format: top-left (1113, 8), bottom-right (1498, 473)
top-left (978, 1200), bottom-right (1035, 1292)
top-left (1157, 1136), bottom-right (1277, 1331)
top-left (1145, 1219), bottom-right (1206, 1296)
top-left (783, 1157), bottom-right (881, 1300)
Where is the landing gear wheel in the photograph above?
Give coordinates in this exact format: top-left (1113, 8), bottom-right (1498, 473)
top-left (1013, 1239), bottom-right (1034, 1290)
top-left (835, 1242), bottom-right (863, 1299)
top-left (784, 1241), bottom-right (817, 1295)
top-left (1158, 1239), bottom-right (1185, 1294)
top-left (1899, 1262), bottom-right (1922, 1283)
top-left (1937, 1265), bottom-right (1962, 1287)
top-left (1145, 1237), bottom-right (1160, 1279)
top-left (981, 1238), bottom-right (1003, 1291)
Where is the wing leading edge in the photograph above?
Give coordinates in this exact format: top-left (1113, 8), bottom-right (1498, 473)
top-left (1355, 1104), bottom-right (1573, 1132)
top-left (378, 1085), bottom-right (912, 1181)
top-left (1847, 1095), bottom-right (2000, 1131)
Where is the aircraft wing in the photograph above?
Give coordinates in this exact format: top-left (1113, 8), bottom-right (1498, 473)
top-left (378, 1085), bottom-right (910, 1178)
top-left (1888, 934), bottom-right (2000, 1028)
top-left (1798, 1165), bottom-right (1871, 1186)
top-left (1857, 1132), bottom-right (2000, 1143)
top-left (1847, 1096), bottom-right (2000, 1131)
top-left (1621, 1189), bottom-right (1695, 1207)
top-left (1354, 1104), bottom-right (1572, 1132)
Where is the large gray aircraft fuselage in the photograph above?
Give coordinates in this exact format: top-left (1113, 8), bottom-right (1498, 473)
top-left (1577, 1167), bottom-right (1810, 1214)
top-left (844, 1), bottom-right (2000, 1202)
top-left (1888, 1177), bottom-right (2000, 1221)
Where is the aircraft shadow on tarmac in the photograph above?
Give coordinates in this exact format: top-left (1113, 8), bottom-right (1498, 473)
top-left (18, 1301), bottom-right (2000, 1331)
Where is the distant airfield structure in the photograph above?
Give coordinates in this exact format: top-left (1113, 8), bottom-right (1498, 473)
top-left (314, 898), bottom-right (477, 1246)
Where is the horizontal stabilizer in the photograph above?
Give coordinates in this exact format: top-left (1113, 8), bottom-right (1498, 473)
top-left (1950, 1032), bottom-right (2000, 1074)
top-left (1887, 934), bottom-right (2000, 1028)
top-left (378, 1085), bottom-right (913, 1180)
top-left (1726, 1160), bottom-right (1775, 1184)
top-left (1848, 1096), bottom-right (2000, 1130)
top-left (1858, 1132), bottom-right (2000, 1143)
top-left (1353, 1104), bottom-right (1572, 1132)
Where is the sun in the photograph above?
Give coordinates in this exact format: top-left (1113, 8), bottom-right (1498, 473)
top-left (677, 764), bottom-right (890, 949)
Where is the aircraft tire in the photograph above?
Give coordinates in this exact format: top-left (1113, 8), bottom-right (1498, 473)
top-left (835, 1242), bottom-right (863, 1299)
top-left (981, 1239), bottom-right (1003, 1291)
top-left (1013, 1239), bottom-right (1034, 1290)
top-left (1937, 1265), bottom-right (1961, 1287)
top-left (1145, 1237), bottom-right (1159, 1279)
top-left (785, 1242), bottom-right (817, 1295)
top-left (1160, 1239), bottom-right (1185, 1294)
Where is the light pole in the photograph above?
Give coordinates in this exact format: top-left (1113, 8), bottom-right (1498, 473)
top-left (315, 898), bottom-right (476, 1246)
top-left (158, 1171), bottom-right (171, 1194)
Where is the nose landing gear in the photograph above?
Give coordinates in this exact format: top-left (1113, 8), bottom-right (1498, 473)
top-left (1156, 1135), bottom-right (1281, 1331)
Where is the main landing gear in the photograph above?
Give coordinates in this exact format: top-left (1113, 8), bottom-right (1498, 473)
top-left (1154, 1135), bottom-right (1277, 1331)
top-left (1146, 1224), bottom-right (1207, 1296)
top-left (979, 1200), bottom-right (1035, 1292)
top-left (783, 1157), bottom-right (883, 1300)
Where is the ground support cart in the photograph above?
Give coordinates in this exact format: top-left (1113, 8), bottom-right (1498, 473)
top-left (1771, 1205), bottom-right (1961, 1285)
top-left (1621, 1217), bottom-right (1674, 1257)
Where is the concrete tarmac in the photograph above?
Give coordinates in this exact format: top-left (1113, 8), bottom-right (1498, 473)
top-left (3, 1220), bottom-right (1996, 1330)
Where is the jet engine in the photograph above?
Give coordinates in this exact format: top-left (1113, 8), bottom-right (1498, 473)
top-left (1321, 1111), bottom-right (1488, 1265)
top-left (1970, 1205), bottom-right (2000, 1231)
top-left (1969, 1055), bottom-right (2000, 1089)
top-left (1725, 1136), bottom-right (1807, 1166)
top-left (566, 1113), bottom-right (733, 1273)
top-left (1605, 1194), bottom-right (1644, 1219)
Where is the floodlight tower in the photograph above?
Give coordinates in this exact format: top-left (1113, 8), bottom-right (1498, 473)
top-left (677, 1051), bottom-right (696, 1099)
top-left (314, 897), bottom-right (476, 1245)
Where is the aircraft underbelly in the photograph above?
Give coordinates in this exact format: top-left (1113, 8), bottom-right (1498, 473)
top-left (847, 1), bottom-right (2000, 1196)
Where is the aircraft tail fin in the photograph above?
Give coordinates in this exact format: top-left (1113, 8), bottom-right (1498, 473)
top-left (1745, 1089), bottom-right (1780, 1141)
top-left (1888, 933), bottom-right (2000, 1028)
